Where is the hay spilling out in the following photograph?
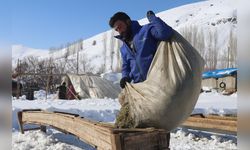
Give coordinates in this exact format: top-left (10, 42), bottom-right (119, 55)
top-left (115, 90), bottom-right (135, 128)
top-left (115, 102), bottom-right (135, 128)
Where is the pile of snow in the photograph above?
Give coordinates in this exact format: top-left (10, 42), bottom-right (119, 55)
top-left (101, 72), bottom-right (122, 85)
top-left (194, 90), bottom-right (237, 115)
top-left (170, 128), bottom-right (237, 149)
top-left (12, 130), bottom-right (93, 150)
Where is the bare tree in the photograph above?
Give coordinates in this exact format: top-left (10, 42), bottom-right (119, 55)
top-left (212, 29), bottom-right (218, 69)
top-left (110, 31), bottom-right (115, 71)
top-left (13, 55), bottom-right (61, 94)
top-left (114, 37), bottom-right (122, 72)
top-left (194, 28), bottom-right (205, 58)
top-left (102, 32), bottom-right (108, 72)
top-left (205, 30), bottom-right (218, 70)
top-left (228, 29), bottom-right (237, 68)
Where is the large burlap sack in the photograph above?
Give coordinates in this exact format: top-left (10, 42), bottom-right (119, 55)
top-left (117, 30), bottom-right (205, 132)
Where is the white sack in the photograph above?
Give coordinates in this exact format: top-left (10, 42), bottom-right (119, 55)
top-left (122, 31), bottom-right (205, 131)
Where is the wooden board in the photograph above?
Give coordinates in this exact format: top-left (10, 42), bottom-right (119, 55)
top-left (18, 109), bottom-right (170, 150)
top-left (182, 114), bottom-right (237, 134)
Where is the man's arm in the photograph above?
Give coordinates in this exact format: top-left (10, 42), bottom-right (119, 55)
top-left (121, 50), bottom-right (131, 79)
top-left (147, 11), bottom-right (174, 40)
top-left (120, 51), bottom-right (132, 88)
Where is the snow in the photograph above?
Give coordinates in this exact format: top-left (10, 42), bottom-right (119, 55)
top-left (11, 0), bottom-right (238, 149)
top-left (12, 45), bottom-right (49, 68)
top-left (193, 91), bottom-right (237, 115)
top-left (12, 75), bottom-right (237, 149)
top-left (12, 130), bottom-right (90, 150)
top-left (101, 72), bottom-right (122, 86)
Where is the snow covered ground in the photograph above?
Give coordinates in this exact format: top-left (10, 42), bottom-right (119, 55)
top-left (12, 89), bottom-right (237, 150)
top-left (11, 0), bottom-right (238, 148)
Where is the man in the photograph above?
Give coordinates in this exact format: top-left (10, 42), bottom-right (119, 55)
top-left (109, 11), bottom-right (174, 89)
top-left (57, 82), bottom-right (67, 99)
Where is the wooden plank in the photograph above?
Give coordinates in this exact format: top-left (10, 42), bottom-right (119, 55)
top-left (111, 134), bottom-right (122, 150)
top-left (191, 113), bottom-right (237, 121)
top-left (112, 127), bottom-right (156, 134)
top-left (206, 115), bottom-right (237, 121)
top-left (186, 117), bottom-right (236, 126)
top-left (19, 111), bottom-right (113, 149)
top-left (158, 131), bottom-right (170, 150)
top-left (24, 111), bottom-right (113, 149)
top-left (182, 115), bottom-right (237, 134)
top-left (122, 131), bottom-right (170, 150)
top-left (18, 110), bottom-right (170, 150)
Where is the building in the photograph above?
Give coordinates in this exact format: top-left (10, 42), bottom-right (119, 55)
top-left (202, 68), bottom-right (237, 94)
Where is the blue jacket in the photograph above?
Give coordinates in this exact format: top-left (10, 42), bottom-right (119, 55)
top-left (116, 15), bottom-right (174, 83)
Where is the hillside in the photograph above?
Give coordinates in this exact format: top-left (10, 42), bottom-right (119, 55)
top-left (12, 0), bottom-right (237, 73)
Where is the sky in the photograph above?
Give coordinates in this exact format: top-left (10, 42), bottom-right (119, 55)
top-left (9, 0), bottom-right (204, 49)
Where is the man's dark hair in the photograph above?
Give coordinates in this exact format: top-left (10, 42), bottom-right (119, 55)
top-left (109, 12), bottom-right (131, 28)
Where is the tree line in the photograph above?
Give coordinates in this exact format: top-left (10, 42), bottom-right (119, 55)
top-left (13, 25), bottom-right (237, 92)
top-left (179, 25), bottom-right (237, 71)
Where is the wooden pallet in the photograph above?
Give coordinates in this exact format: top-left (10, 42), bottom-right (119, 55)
top-left (17, 109), bottom-right (170, 150)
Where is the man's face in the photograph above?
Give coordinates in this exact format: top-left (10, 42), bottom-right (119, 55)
top-left (113, 20), bottom-right (128, 37)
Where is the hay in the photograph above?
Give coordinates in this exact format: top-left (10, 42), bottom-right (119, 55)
top-left (115, 102), bottom-right (135, 128)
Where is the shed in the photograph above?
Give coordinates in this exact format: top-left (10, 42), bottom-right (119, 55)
top-left (202, 68), bottom-right (237, 92)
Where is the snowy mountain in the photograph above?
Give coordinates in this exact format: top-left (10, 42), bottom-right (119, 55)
top-left (11, 1), bottom-right (238, 148)
top-left (12, 0), bottom-right (237, 73)
top-left (12, 45), bottom-right (49, 68)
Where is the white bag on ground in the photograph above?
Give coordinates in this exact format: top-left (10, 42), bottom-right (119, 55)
top-left (121, 30), bottom-right (205, 132)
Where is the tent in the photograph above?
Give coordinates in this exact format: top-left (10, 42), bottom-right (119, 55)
top-left (62, 74), bottom-right (121, 99)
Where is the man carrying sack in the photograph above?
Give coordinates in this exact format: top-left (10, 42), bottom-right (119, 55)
top-left (109, 11), bottom-right (204, 132)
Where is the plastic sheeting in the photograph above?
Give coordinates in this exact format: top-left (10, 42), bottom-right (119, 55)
top-left (63, 74), bottom-right (121, 99)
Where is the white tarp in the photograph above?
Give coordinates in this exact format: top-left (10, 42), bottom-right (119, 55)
top-left (120, 31), bottom-right (205, 132)
top-left (64, 74), bottom-right (121, 99)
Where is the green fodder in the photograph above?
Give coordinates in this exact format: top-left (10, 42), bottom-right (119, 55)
top-left (115, 102), bottom-right (135, 128)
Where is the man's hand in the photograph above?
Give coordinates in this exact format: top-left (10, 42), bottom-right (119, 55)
top-left (147, 10), bottom-right (155, 22)
top-left (120, 77), bottom-right (131, 89)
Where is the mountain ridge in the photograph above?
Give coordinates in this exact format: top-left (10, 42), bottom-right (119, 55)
top-left (12, 0), bottom-right (237, 72)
